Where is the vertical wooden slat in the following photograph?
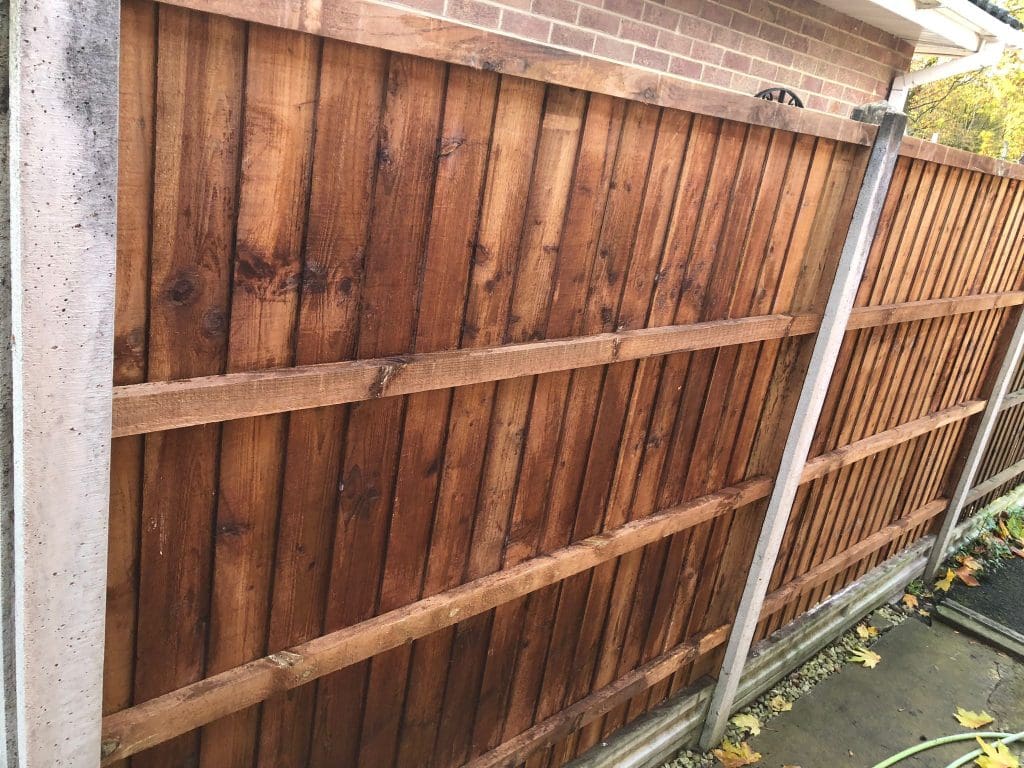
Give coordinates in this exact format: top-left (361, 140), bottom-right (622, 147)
top-left (132, 10), bottom-right (245, 767)
top-left (254, 39), bottom-right (388, 768)
top-left (393, 75), bottom-right (546, 768)
top-left (198, 24), bottom-right (320, 768)
top-left (434, 85), bottom-right (586, 768)
top-left (307, 52), bottom-right (447, 768)
top-left (356, 64), bottom-right (500, 768)
top-left (106, 0), bottom-right (156, 731)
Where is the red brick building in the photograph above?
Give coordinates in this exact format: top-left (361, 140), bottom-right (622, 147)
top-left (387, 0), bottom-right (1023, 116)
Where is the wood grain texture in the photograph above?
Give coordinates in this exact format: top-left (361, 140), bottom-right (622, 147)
top-left (110, 292), bottom-right (1024, 437)
top-left (101, 480), bottom-right (771, 764)
top-left (155, 0), bottom-right (875, 146)
top-left (129, 9), bottom-right (245, 767)
top-left (107, 7), bottom-right (1024, 767)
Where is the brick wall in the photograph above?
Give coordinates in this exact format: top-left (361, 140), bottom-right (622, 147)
top-left (389, 0), bottom-right (916, 116)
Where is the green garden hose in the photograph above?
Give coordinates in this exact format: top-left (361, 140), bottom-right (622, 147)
top-left (944, 731), bottom-right (1024, 768)
top-left (868, 732), bottom-right (1013, 768)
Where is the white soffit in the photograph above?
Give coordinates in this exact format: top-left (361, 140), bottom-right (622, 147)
top-left (810, 0), bottom-right (1024, 56)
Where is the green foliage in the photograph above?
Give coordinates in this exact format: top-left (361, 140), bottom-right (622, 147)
top-left (905, 1), bottom-right (1024, 160)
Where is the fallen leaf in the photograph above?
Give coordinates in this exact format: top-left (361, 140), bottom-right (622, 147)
top-left (1011, 546), bottom-right (1024, 559)
top-left (960, 555), bottom-right (983, 572)
top-left (769, 695), bottom-right (792, 712)
top-left (713, 740), bottom-right (761, 767)
top-left (782, 765), bottom-right (801, 768)
top-left (936, 568), bottom-right (956, 592)
top-left (849, 646), bottom-right (881, 669)
top-left (956, 566), bottom-right (981, 587)
top-left (902, 593), bottom-right (919, 610)
top-left (919, 609), bottom-right (931, 617)
top-left (856, 624), bottom-right (879, 640)
top-left (999, 519), bottom-right (1012, 541)
top-left (955, 708), bottom-right (994, 729)
top-left (730, 713), bottom-right (761, 736)
top-left (975, 736), bottom-right (1020, 768)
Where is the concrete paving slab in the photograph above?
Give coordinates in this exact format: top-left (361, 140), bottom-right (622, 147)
top-left (747, 618), bottom-right (1024, 767)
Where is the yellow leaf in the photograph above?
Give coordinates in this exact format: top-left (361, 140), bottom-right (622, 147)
top-left (936, 568), bottom-right (956, 592)
top-left (955, 707), bottom-right (994, 729)
top-left (713, 740), bottom-right (761, 767)
top-left (960, 555), bottom-right (983, 572)
top-left (956, 566), bottom-right (981, 587)
top-left (975, 736), bottom-right (1020, 768)
top-left (849, 646), bottom-right (881, 669)
top-left (919, 609), bottom-right (931, 617)
top-left (856, 624), bottom-right (879, 639)
top-left (769, 695), bottom-right (792, 712)
top-left (999, 519), bottom-right (1012, 541)
top-left (730, 713), bottom-right (761, 736)
top-left (902, 593), bottom-right (919, 610)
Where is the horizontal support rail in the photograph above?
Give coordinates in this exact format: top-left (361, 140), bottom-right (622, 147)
top-left (760, 498), bottom-right (948, 617)
top-left (112, 314), bottom-right (818, 437)
top-left (112, 292), bottom-right (1023, 437)
top-left (846, 291), bottom-right (1024, 330)
top-left (99, 478), bottom-right (772, 763)
top-left (799, 400), bottom-right (985, 484)
top-left (470, 496), bottom-right (947, 768)
top-left (999, 387), bottom-right (1024, 412)
top-left (466, 625), bottom-right (731, 768)
top-left (965, 457), bottom-right (1024, 505)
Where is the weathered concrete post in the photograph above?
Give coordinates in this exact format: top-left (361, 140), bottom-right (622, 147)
top-left (6, 1), bottom-right (119, 765)
top-left (0, 4), bottom-right (15, 765)
top-left (924, 308), bottom-right (1024, 580)
top-left (698, 105), bottom-right (906, 750)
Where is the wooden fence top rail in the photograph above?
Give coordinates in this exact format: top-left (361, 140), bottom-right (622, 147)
top-left (158, 0), bottom-right (877, 146)
top-left (900, 136), bottom-right (1024, 181)
top-left (111, 291), bottom-right (1024, 436)
top-left (158, 0), bottom-right (1024, 178)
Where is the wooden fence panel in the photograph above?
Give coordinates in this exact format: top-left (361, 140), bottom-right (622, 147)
top-left (762, 164), bottom-right (1024, 640)
top-left (966, 354), bottom-right (1024, 513)
top-left (103, 4), bottom-right (1024, 768)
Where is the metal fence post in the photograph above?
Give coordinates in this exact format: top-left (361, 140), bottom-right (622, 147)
top-left (698, 106), bottom-right (906, 750)
top-left (924, 307), bottom-right (1024, 580)
top-left (7, 0), bottom-right (119, 764)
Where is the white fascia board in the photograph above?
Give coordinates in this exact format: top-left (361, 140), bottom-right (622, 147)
top-left (939, 0), bottom-right (1024, 49)
top-left (861, 0), bottom-right (983, 51)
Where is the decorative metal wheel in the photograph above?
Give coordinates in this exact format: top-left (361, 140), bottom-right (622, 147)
top-left (755, 87), bottom-right (804, 108)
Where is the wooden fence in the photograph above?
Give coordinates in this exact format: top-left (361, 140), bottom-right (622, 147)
top-left (95, 2), bottom-right (1024, 767)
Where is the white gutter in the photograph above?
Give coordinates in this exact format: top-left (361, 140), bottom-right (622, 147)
top-left (888, 39), bottom-right (1005, 110)
top-left (887, 0), bottom-right (1024, 112)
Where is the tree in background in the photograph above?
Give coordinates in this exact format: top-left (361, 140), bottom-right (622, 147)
top-left (906, 0), bottom-right (1024, 160)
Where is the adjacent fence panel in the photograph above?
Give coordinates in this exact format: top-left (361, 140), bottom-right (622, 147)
top-left (759, 160), bottom-right (1024, 641)
top-left (101, 3), bottom-right (1024, 768)
top-left (963, 357), bottom-right (1024, 514)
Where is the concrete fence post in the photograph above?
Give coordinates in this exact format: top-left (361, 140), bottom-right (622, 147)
top-left (5, 0), bottom-right (119, 765)
top-left (698, 106), bottom-right (907, 750)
